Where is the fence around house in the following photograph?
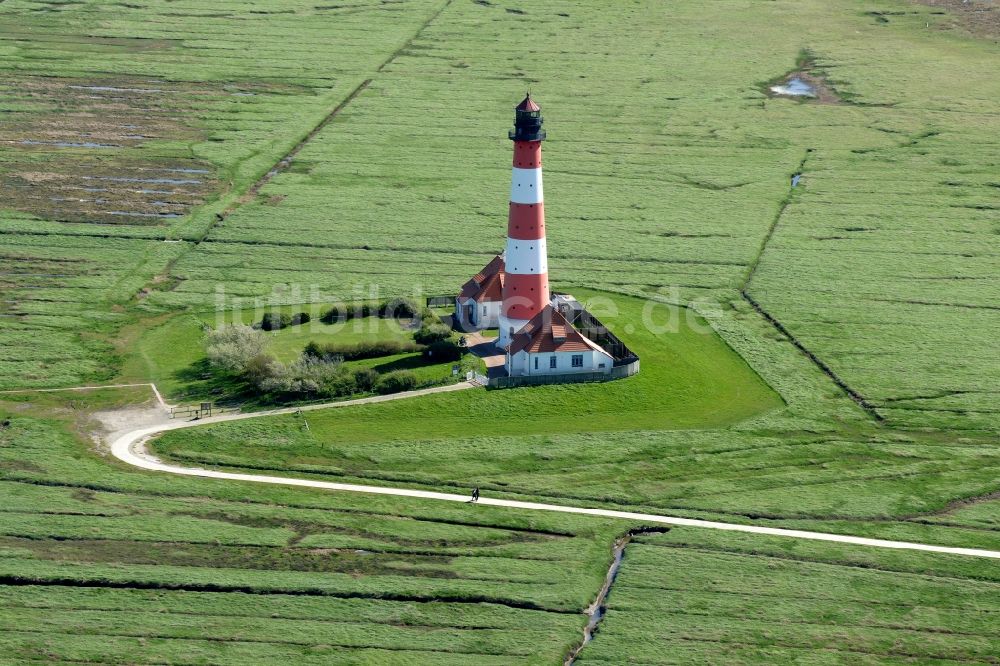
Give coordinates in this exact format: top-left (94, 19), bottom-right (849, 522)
top-left (561, 307), bottom-right (639, 368)
top-left (487, 358), bottom-right (639, 389)
top-left (426, 295), bottom-right (454, 307)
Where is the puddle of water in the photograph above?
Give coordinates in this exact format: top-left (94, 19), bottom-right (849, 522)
top-left (50, 196), bottom-right (110, 204)
top-left (20, 139), bottom-right (120, 148)
top-left (770, 77), bottom-right (815, 97)
top-left (792, 174), bottom-right (802, 187)
top-left (67, 84), bottom-right (169, 94)
top-left (82, 176), bottom-right (202, 185)
top-left (105, 211), bottom-right (182, 218)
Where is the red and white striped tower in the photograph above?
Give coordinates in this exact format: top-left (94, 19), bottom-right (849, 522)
top-left (498, 94), bottom-right (549, 348)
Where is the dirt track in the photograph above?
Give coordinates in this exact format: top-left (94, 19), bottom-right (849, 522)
top-left (103, 382), bottom-right (1000, 561)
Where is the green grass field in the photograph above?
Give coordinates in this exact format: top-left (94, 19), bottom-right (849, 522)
top-left (580, 529), bottom-right (1000, 663)
top-left (2, 0), bottom-right (1000, 662)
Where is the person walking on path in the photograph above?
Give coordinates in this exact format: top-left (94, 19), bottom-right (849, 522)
top-left (471, 486), bottom-right (480, 503)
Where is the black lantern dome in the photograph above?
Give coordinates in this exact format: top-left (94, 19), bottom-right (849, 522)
top-left (509, 93), bottom-right (546, 142)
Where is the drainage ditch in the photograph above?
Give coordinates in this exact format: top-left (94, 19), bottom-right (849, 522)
top-left (564, 527), bottom-right (670, 665)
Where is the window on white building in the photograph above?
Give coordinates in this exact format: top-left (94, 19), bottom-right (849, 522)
top-left (534, 357), bottom-right (538, 370)
top-left (571, 354), bottom-right (583, 368)
top-left (549, 355), bottom-right (557, 369)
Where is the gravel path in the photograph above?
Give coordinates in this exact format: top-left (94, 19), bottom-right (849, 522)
top-left (105, 381), bottom-right (1000, 561)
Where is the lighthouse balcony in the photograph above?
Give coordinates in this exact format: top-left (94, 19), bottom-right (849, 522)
top-left (509, 128), bottom-right (546, 142)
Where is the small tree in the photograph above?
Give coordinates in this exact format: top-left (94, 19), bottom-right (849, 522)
top-left (244, 353), bottom-right (280, 386)
top-left (206, 325), bottom-right (268, 374)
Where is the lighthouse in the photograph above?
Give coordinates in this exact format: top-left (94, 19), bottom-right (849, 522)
top-left (497, 93), bottom-right (549, 348)
top-left (454, 94), bottom-right (628, 382)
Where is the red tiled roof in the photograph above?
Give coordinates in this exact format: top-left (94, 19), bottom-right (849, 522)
top-left (508, 305), bottom-right (609, 355)
top-left (459, 254), bottom-right (505, 302)
top-left (472, 254), bottom-right (504, 284)
top-left (515, 94), bottom-right (540, 112)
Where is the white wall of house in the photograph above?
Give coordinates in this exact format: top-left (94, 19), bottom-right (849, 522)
top-left (455, 298), bottom-right (501, 330)
top-left (507, 348), bottom-right (613, 377)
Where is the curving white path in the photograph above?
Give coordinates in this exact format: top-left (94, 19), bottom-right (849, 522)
top-left (108, 383), bottom-right (1000, 561)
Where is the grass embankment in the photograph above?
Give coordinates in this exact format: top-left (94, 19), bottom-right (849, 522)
top-left (577, 529), bottom-right (1000, 663)
top-left (150, 290), bottom-right (785, 484)
top-left (0, 393), bottom-right (626, 664)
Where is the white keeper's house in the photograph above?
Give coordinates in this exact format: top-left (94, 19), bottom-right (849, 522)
top-left (505, 304), bottom-right (614, 377)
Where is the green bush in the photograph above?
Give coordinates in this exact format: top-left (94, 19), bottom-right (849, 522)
top-left (259, 312), bottom-right (311, 330)
top-left (318, 306), bottom-right (345, 325)
top-left (380, 297), bottom-right (420, 319)
top-left (259, 312), bottom-right (292, 331)
top-left (413, 322), bottom-right (452, 345)
top-left (256, 355), bottom-right (346, 396)
top-left (424, 340), bottom-right (463, 362)
top-left (244, 353), bottom-right (280, 385)
top-left (319, 298), bottom-right (422, 324)
top-left (374, 370), bottom-right (418, 395)
top-left (303, 339), bottom-right (422, 361)
top-left (324, 370), bottom-right (358, 397)
top-left (352, 368), bottom-right (379, 393)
